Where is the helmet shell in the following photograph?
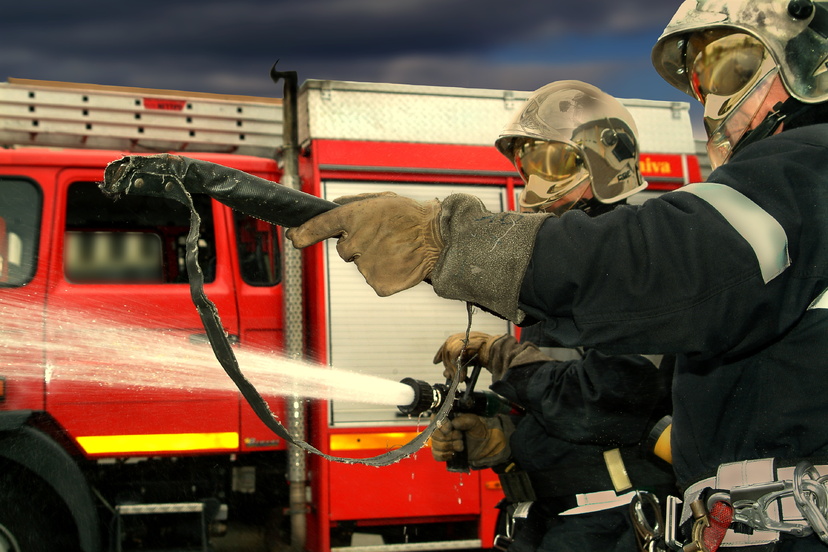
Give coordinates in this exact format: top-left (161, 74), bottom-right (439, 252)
top-left (496, 80), bottom-right (646, 205)
top-left (652, 0), bottom-right (828, 104)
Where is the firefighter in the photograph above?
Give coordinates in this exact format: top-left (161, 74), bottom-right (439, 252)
top-left (429, 81), bottom-right (675, 552)
top-left (286, 1), bottom-right (828, 549)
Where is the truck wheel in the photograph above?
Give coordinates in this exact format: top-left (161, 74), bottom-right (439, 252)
top-left (0, 460), bottom-right (79, 552)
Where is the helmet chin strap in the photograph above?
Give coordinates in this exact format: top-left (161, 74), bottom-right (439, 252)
top-left (566, 196), bottom-right (621, 217)
top-left (730, 96), bottom-right (813, 157)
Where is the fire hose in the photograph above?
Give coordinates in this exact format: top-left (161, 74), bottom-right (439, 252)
top-left (100, 153), bottom-right (467, 467)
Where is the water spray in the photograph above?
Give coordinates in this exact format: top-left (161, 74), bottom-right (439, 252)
top-left (100, 153), bottom-right (464, 468)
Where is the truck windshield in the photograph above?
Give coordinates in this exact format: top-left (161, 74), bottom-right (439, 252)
top-left (0, 178), bottom-right (41, 287)
top-left (64, 181), bottom-right (216, 284)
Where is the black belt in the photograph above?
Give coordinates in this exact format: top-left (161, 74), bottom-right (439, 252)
top-left (499, 446), bottom-right (673, 503)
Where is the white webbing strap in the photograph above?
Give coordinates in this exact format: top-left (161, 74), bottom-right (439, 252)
top-left (682, 459), bottom-right (828, 547)
top-left (559, 490), bottom-right (637, 516)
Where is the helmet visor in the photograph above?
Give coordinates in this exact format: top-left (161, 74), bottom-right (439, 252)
top-left (514, 140), bottom-right (590, 211)
top-left (686, 31), bottom-right (768, 104)
top-left (515, 140), bottom-right (583, 184)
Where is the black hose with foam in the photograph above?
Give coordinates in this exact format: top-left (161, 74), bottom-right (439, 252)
top-left (100, 154), bottom-right (460, 467)
top-left (102, 154), bottom-right (338, 227)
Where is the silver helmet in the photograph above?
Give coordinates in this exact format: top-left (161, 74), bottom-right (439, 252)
top-left (496, 80), bottom-right (646, 214)
top-left (652, 0), bottom-right (828, 166)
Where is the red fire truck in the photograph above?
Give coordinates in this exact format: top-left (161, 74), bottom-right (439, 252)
top-left (0, 77), bottom-right (701, 552)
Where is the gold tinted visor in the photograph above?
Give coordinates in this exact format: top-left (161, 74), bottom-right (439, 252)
top-left (515, 140), bottom-right (583, 184)
top-left (514, 140), bottom-right (589, 211)
top-left (686, 31), bottom-right (767, 104)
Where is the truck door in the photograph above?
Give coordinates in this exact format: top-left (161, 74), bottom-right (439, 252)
top-left (225, 208), bottom-right (290, 450)
top-left (320, 181), bottom-right (510, 542)
top-left (45, 167), bottom-right (243, 458)
top-left (0, 176), bottom-right (46, 411)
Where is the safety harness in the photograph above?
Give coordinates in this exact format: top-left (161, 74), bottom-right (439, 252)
top-left (672, 459), bottom-right (828, 551)
top-left (667, 291), bottom-right (828, 551)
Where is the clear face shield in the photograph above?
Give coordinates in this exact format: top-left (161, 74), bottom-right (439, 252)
top-left (513, 138), bottom-right (591, 215)
top-left (684, 30), bottom-right (780, 167)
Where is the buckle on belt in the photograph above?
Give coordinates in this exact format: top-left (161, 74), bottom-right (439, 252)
top-left (674, 460), bottom-right (828, 550)
top-left (498, 465), bottom-right (536, 503)
top-left (494, 501), bottom-right (532, 551)
top-left (706, 461), bottom-right (828, 542)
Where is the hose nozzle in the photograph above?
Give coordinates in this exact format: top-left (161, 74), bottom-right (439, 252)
top-left (396, 377), bottom-right (517, 418)
top-left (397, 378), bottom-right (440, 416)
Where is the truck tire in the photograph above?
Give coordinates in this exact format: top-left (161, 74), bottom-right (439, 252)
top-left (0, 459), bottom-right (80, 552)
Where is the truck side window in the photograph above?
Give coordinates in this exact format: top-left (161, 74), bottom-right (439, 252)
top-left (234, 211), bottom-right (281, 286)
top-left (0, 178), bottom-right (41, 287)
top-left (64, 181), bottom-right (216, 284)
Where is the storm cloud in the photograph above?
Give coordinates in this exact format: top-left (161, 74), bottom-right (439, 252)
top-left (1, 0), bottom-right (695, 128)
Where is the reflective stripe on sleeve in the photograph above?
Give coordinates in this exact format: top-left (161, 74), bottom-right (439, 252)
top-left (808, 288), bottom-right (828, 310)
top-left (677, 183), bottom-right (790, 283)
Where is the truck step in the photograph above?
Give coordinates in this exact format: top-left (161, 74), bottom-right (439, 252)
top-left (114, 500), bottom-right (224, 552)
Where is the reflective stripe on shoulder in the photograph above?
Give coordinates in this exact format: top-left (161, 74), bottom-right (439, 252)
top-left (809, 288), bottom-right (828, 310)
top-left (677, 182), bottom-right (790, 283)
top-left (538, 346), bottom-right (582, 361)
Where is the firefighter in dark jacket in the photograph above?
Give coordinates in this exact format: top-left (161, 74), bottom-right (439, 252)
top-left (428, 81), bottom-right (675, 552)
top-left (287, 1), bottom-right (828, 549)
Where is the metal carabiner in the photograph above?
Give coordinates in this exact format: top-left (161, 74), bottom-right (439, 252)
top-left (793, 461), bottom-right (828, 544)
top-left (630, 491), bottom-right (667, 551)
top-left (683, 498), bottom-right (712, 552)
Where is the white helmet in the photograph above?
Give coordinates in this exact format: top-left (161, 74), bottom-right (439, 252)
top-left (496, 80), bottom-right (646, 215)
top-left (652, 0), bottom-right (828, 167)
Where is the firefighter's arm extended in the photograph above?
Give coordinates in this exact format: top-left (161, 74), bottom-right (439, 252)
top-left (287, 193), bottom-right (551, 322)
top-left (430, 413), bottom-right (513, 469)
top-left (491, 351), bottom-right (669, 445)
top-left (433, 332), bottom-right (552, 382)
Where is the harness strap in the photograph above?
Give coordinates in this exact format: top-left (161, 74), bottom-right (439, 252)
top-left (683, 458), bottom-right (828, 547)
top-left (559, 490), bottom-right (637, 516)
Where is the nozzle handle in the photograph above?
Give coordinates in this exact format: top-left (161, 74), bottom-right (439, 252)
top-left (446, 443), bottom-right (470, 473)
top-left (444, 361), bottom-right (479, 473)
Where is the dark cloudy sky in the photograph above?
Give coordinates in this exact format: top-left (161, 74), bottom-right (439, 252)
top-left (1, 0), bottom-right (703, 136)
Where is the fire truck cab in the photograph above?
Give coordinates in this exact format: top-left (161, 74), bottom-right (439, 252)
top-left (0, 77), bottom-right (701, 552)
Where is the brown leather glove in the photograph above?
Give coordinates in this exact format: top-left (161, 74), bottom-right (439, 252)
top-left (433, 332), bottom-right (551, 382)
top-left (431, 413), bottom-right (513, 469)
top-left (486, 335), bottom-right (553, 381)
top-left (286, 192), bottom-right (443, 296)
top-left (433, 332), bottom-right (503, 380)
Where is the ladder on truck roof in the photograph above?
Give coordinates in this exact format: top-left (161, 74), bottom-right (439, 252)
top-left (0, 78), bottom-right (283, 157)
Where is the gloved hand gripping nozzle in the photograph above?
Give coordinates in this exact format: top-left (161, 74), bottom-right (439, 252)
top-left (101, 154), bottom-right (338, 227)
top-left (397, 364), bottom-right (521, 473)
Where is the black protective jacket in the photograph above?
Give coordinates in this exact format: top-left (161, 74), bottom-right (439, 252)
top-left (487, 325), bottom-right (674, 552)
top-left (491, 324), bottom-right (674, 500)
top-left (517, 124), bottom-right (828, 489)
